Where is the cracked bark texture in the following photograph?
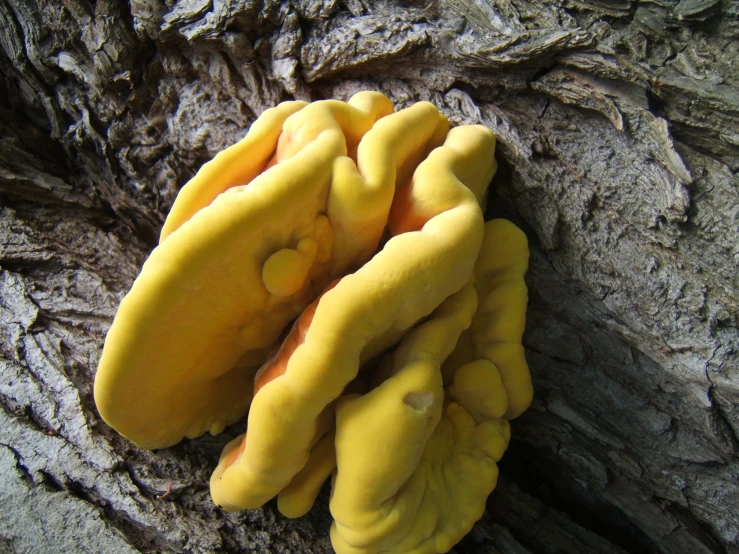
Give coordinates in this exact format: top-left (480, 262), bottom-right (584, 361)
top-left (0, 0), bottom-right (737, 553)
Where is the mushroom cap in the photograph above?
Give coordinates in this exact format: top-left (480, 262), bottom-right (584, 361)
top-left (276, 428), bottom-right (337, 518)
top-left (331, 399), bottom-right (509, 554)
top-left (443, 218), bottom-right (532, 419)
top-left (95, 92), bottom-right (430, 449)
top-left (94, 90), bottom-right (530, 554)
top-left (209, 123), bottom-right (492, 511)
top-left (328, 220), bottom-right (528, 554)
top-left (276, 280), bottom-right (476, 520)
top-left (273, 320), bottom-right (384, 519)
top-left (328, 283), bottom-right (478, 546)
top-left (158, 100), bottom-right (308, 241)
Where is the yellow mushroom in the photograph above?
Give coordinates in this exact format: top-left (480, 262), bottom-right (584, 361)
top-left (94, 92), bottom-right (451, 449)
top-left (275, 351), bottom-right (379, 519)
top-left (329, 219), bottom-right (529, 554)
top-left (209, 124), bottom-right (493, 513)
top-left (443, 218), bottom-right (532, 419)
top-left (277, 428), bottom-right (337, 518)
top-left (94, 91), bottom-right (532, 554)
top-left (329, 283), bottom-right (478, 550)
top-left (158, 100), bottom-right (308, 241)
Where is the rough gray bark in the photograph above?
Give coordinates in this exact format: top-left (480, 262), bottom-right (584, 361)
top-left (0, 0), bottom-right (737, 553)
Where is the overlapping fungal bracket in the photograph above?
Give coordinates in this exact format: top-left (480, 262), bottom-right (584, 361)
top-left (94, 92), bottom-right (532, 554)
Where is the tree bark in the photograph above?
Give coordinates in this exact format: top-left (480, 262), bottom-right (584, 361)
top-left (0, 0), bottom-right (737, 553)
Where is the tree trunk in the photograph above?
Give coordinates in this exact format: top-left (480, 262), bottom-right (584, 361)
top-left (1, 0), bottom-right (737, 553)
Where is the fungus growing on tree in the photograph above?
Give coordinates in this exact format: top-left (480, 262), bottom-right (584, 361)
top-left (94, 92), bottom-right (531, 554)
top-left (210, 124), bottom-right (494, 513)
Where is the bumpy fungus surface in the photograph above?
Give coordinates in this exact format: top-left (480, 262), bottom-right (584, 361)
top-left (95, 92), bottom-right (447, 449)
top-left (210, 124), bottom-right (492, 512)
top-left (94, 92), bottom-right (531, 554)
top-left (330, 220), bottom-right (528, 554)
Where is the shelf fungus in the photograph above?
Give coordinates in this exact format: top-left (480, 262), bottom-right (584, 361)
top-left (330, 220), bottom-right (529, 554)
top-left (94, 92), bottom-right (532, 554)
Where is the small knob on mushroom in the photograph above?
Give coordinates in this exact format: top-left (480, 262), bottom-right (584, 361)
top-left (262, 237), bottom-right (318, 297)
